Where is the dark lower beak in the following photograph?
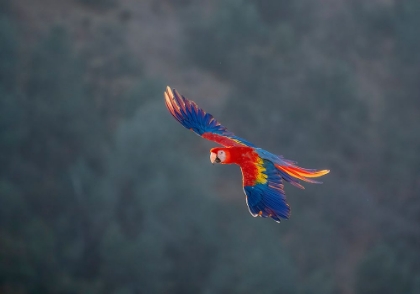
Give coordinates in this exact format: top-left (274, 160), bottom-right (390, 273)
top-left (215, 157), bottom-right (221, 163)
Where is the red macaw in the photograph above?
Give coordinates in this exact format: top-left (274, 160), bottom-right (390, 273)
top-left (164, 86), bottom-right (329, 223)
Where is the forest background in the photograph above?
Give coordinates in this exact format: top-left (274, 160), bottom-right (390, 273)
top-left (1, 0), bottom-right (419, 293)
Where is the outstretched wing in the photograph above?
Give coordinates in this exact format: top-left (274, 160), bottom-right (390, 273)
top-left (241, 150), bottom-right (329, 222)
top-left (164, 86), bottom-right (255, 147)
top-left (241, 157), bottom-right (290, 223)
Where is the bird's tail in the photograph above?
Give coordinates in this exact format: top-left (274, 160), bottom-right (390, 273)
top-left (275, 163), bottom-right (330, 189)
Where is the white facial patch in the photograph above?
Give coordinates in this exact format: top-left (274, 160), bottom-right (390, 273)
top-left (217, 150), bottom-right (226, 163)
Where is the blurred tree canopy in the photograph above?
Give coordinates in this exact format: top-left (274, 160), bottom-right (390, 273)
top-left (1, 0), bottom-right (420, 293)
top-left (184, 0), bottom-right (420, 293)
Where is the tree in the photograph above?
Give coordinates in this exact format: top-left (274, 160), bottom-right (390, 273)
top-left (356, 243), bottom-right (420, 294)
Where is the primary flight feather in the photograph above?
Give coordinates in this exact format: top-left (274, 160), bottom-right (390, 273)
top-left (164, 86), bottom-right (330, 223)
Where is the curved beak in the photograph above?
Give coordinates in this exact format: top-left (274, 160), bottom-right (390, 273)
top-left (210, 152), bottom-right (220, 164)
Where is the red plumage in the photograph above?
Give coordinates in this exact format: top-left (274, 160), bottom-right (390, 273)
top-left (165, 86), bottom-right (330, 223)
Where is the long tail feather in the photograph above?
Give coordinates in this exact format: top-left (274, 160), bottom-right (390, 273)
top-left (276, 164), bottom-right (330, 189)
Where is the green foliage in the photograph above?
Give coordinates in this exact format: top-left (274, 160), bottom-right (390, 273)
top-left (94, 102), bottom-right (300, 293)
top-left (251, 0), bottom-right (294, 25)
top-left (2, 1), bottom-right (420, 293)
top-left (204, 219), bottom-right (298, 294)
top-left (185, 0), bottom-right (420, 293)
top-left (14, 27), bottom-right (105, 229)
top-left (122, 78), bottom-right (164, 118)
top-left (82, 24), bottom-right (140, 79)
top-left (96, 102), bottom-right (221, 293)
top-left (81, 23), bottom-right (142, 124)
top-left (251, 0), bottom-right (315, 32)
top-left (185, 0), bottom-right (314, 86)
top-left (186, 0), bottom-right (269, 82)
top-left (0, 16), bottom-right (17, 90)
top-left (24, 26), bottom-right (100, 168)
top-left (0, 24), bottom-right (107, 293)
top-left (394, 0), bottom-right (420, 66)
top-left (0, 16), bottom-right (21, 173)
top-left (356, 243), bottom-right (420, 294)
top-left (78, 0), bottom-right (117, 9)
top-left (0, 90), bottom-right (24, 176)
top-left (0, 0), bottom-right (11, 16)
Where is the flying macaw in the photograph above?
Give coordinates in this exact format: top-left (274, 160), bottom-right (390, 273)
top-left (164, 86), bottom-right (329, 223)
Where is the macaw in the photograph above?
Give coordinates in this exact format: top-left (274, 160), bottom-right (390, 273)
top-left (164, 86), bottom-right (329, 223)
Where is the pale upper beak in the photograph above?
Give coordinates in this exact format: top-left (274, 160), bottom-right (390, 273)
top-left (210, 152), bottom-right (220, 164)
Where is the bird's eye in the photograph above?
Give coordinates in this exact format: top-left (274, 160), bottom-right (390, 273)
top-left (217, 150), bottom-right (226, 162)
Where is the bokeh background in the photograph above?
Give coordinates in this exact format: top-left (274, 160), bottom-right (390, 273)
top-left (1, 0), bottom-right (420, 293)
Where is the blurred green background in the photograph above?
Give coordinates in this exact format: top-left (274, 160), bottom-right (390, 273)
top-left (1, 0), bottom-right (420, 293)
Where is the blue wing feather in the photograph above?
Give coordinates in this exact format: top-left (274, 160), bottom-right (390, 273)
top-left (256, 148), bottom-right (329, 189)
top-left (165, 86), bottom-right (255, 147)
top-left (243, 160), bottom-right (290, 222)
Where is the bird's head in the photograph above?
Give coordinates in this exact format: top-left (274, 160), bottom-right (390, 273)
top-left (210, 148), bottom-right (230, 164)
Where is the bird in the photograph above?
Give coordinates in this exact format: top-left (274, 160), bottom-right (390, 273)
top-left (164, 86), bottom-right (329, 223)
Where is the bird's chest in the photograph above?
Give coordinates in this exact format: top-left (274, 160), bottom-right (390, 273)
top-left (240, 163), bottom-right (260, 186)
top-left (233, 152), bottom-right (266, 186)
